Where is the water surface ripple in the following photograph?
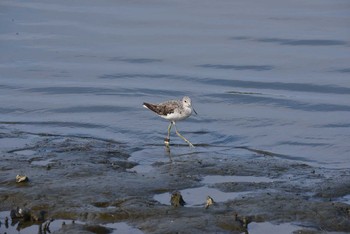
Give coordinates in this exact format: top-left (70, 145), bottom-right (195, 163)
top-left (0, 0), bottom-right (349, 168)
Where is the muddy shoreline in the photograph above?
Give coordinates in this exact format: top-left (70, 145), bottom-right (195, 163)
top-left (1, 130), bottom-right (350, 233)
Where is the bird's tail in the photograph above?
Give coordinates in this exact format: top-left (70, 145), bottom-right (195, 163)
top-left (143, 102), bottom-right (157, 112)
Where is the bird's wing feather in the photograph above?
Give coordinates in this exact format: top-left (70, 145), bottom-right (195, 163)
top-left (143, 101), bottom-right (179, 116)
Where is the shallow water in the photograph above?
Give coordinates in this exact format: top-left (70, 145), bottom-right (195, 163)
top-left (154, 175), bottom-right (275, 206)
top-left (154, 186), bottom-right (250, 207)
top-left (0, 211), bottom-right (144, 234)
top-left (0, 0), bottom-right (349, 170)
top-left (0, 6), bottom-right (349, 231)
top-left (248, 222), bottom-right (306, 234)
top-left (202, 175), bottom-right (276, 184)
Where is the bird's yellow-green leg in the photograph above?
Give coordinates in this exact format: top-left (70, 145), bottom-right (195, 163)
top-left (173, 123), bottom-right (194, 147)
top-left (164, 122), bottom-right (173, 146)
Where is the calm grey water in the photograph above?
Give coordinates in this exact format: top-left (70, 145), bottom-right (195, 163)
top-left (1, 0), bottom-right (349, 168)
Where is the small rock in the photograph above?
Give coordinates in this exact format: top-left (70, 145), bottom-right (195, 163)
top-left (5, 217), bottom-right (9, 228)
top-left (16, 175), bottom-right (29, 183)
top-left (10, 207), bottom-right (31, 221)
top-left (205, 196), bottom-right (214, 209)
top-left (170, 191), bottom-right (186, 207)
top-left (233, 213), bottom-right (251, 229)
top-left (42, 218), bottom-right (54, 233)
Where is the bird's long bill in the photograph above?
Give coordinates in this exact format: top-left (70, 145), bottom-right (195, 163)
top-left (192, 107), bottom-right (198, 115)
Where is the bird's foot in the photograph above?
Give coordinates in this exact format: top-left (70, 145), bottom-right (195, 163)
top-left (164, 137), bottom-right (170, 146)
top-left (188, 142), bottom-right (195, 148)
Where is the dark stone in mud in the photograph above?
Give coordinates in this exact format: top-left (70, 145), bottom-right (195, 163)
top-left (218, 215), bottom-right (248, 233)
top-left (5, 216), bottom-right (9, 228)
top-left (170, 191), bottom-right (186, 207)
top-left (10, 207), bottom-right (46, 222)
top-left (10, 207), bottom-right (30, 220)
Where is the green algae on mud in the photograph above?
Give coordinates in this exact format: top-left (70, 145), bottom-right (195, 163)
top-left (0, 130), bottom-right (350, 233)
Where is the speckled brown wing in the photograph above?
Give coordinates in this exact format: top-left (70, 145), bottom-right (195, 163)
top-left (143, 102), bottom-right (177, 116)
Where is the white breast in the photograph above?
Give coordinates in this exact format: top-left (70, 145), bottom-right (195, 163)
top-left (161, 106), bottom-right (192, 122)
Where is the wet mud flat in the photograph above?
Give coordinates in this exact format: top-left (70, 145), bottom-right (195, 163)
top-left (1, 129), bottom-right (350, 234)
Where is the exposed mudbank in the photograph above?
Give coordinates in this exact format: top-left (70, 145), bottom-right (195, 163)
top-left (1, 130), bottom-right (350, 233)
